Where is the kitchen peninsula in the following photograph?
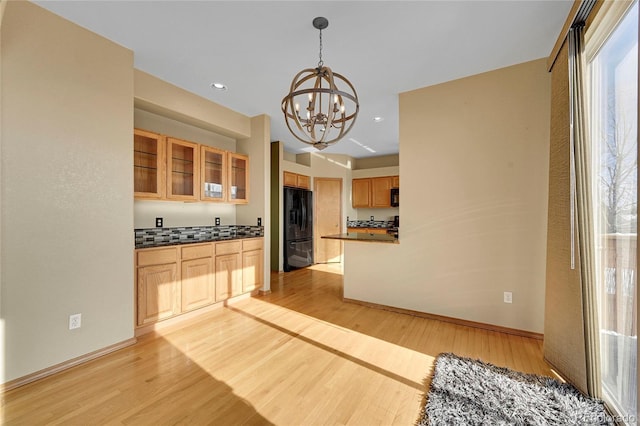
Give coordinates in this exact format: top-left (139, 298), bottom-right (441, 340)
top-left (321, 218), bottom-right (399, 243)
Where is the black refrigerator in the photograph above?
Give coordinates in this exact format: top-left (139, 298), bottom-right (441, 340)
top-left (283, 187), bottom-right (313, 272)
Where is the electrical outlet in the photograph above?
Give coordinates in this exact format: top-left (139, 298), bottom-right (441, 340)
top-left (155, 217), bottom-right (163, 228)
top-left (69, 313), bottom-right (82, 330)
top-left (503, 292), bottom-right (513, 304)
top-left (370, 216), bottom-right (374, 221)
top-left (215, 217), bottom-right (221, 226)
top-left (257, 217), bottom-right (262, 226)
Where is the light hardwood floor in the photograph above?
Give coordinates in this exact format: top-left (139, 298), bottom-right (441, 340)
top-left (2, 264), bottom-right (554, 425)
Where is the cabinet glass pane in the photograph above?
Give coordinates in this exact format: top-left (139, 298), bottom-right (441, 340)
top-left (203, 150), bottom-right (224, 199)
top-left (171, 144), bottom-right (194, 196)
top-left (134, 134), bottom-right (158, 193)
top-left (230, 156), bottom-right (247, 200)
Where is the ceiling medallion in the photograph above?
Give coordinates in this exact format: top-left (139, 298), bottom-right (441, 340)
top-left (281, 17), bottom-right (359, 151)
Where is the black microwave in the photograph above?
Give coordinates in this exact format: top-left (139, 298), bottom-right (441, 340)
top-left (390, 188), bottom-right (399, 207)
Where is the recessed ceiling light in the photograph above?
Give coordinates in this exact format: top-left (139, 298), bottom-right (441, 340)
top-left (210, 82), bottom-right (227, 91)
top-left (373, 116), bottom-right (384, 122)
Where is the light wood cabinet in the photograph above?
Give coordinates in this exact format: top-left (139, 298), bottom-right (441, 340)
top-left (200, 146), bottom-right (227, 202)
top-left (242, 239), bottom-right (264, 293)
top-left (371, 177), bottom-right (392, 208)
top-left (283, 171), bottom-right (297, 187)
top-left (352, 179), bottom-right (371, 208)
top-left (347, 227), bottom-right (390, 235)
top-left (167, 137), bottom-right (199, 201)
top-left (284, 171), bottom-right (310, 189)
top-left (136, 247), bottom-right (180, 326)
top-left (136, 238), bottom-right (263, 329)
top-left (297, 174), bottom-right (310, 189)
top-left (215, 241), bottom-right (243, 300)
top-left (215, 254), bottom-right (241, 300)
top-left (134, 129), bottom-right (166, 199)
top-left (228, 153), bottom-right (249, 204)
top-left (134, 129), bottom-right (249, 204)
top-left (180, 243), bottom-right (215, 312)
top-left (352, 176), bottom-right (399, 208)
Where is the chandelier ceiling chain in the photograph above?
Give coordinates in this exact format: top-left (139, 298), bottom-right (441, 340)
top-left (317, 25), bottom-right (323, 67)
top-left (281, 17), bottom-right (359, 151)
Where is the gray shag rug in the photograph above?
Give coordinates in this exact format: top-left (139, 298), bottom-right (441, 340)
top-left (419, 353), bottom-right (613, 425)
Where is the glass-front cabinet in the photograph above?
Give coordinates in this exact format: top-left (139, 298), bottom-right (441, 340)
top-left (200, 146), bottom-right (226, 202)
top-left (166, 137), bottom-right (199, 201)
top-left (228, 153), bottom-right (249, 204)
top-left (133, 129), bottom-right (249, 204)
top-left (134, 129), bottom-right (165, 199)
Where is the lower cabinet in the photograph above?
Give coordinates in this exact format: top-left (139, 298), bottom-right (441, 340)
top-left (137, 264), bottom-right (180, 326)
top-left (347, 227), bottom-right (390, 235)
top-left (215, 252), bottom-right (241, 301)
top-left (242, 239), bottom-right (264, 293)
top-left (136, 247), bottom-right (180, 326)
top-left (135, 237), bottom-right (263, 329)
top-left (181, 257), bottom-right (215, 312)
top-left (215, 240), bottom-right (242, 300)
top-left (181, 243), bottom-right (215, 312)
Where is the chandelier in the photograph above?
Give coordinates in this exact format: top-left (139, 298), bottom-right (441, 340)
top-left (281, 17), bottom-right (359, 150)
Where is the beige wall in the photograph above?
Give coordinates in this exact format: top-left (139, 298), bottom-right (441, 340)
top-left (1, 2), bottom-right (134, 382)
top-left (134, 70), bottom-right (250, 139)
top-left (237, 115), bottom-right (271, 291)
top-left (353, 154), bottom-right (399, 170)
top-left (344, 58), bottom-right (551, 333)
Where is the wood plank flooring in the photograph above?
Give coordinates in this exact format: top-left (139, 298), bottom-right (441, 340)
top-left (2, 263), bottom-right (554, 425)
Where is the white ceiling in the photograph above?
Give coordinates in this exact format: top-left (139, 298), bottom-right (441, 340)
top-left (34, 0), bottom-right (572, 159)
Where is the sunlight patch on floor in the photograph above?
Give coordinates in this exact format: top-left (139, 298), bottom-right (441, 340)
top-left (160, 296), bottom-right (434, 424)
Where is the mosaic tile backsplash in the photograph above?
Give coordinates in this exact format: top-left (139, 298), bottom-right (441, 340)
top-left (346, 220), bottom-right (395, 228)
top-left (135, 225), bottom-right (264, 248)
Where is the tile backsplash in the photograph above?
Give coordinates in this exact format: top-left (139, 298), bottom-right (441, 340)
top-left (347, 220), bottom-right (395, 228)
top-left (135, 225), bottom-right (263, 247)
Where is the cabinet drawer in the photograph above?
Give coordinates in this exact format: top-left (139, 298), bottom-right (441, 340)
top-left (216, 241), bottom-right (242, 255)
top-left (137, 247), bottom-right (178, 266)
top-left (181, 243), bottom-right (213, 260)
top-left (242, 238), bottom-right (263, 251)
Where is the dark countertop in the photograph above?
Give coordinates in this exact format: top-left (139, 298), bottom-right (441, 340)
top-left (135, 234), bottom-right (260, 249)
top-left (321, 232), bottom-right (399, 244)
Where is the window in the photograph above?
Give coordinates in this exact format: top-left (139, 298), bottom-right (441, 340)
top-left (588, 2), bottom-right (638, 422)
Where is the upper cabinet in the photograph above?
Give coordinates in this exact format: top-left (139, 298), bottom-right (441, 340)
top-left (167, 137), bottom-right (199, 201)
top-left (352, 176), bottom-right (399, 208)
top-left (283, 171), bottom-right (310, 190)
top-left (352, 179), bottom-right (371, 208)
top-left (200, 146), bottom-right (227, 202)
top-left (228, 153), bottom-right (249, 204)
top-left (371, 177), bottom-right (392, 208)
top-left (134, 129), bottom-right (166, 199)
top-left (133, 129), bottom-right (249, 204)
